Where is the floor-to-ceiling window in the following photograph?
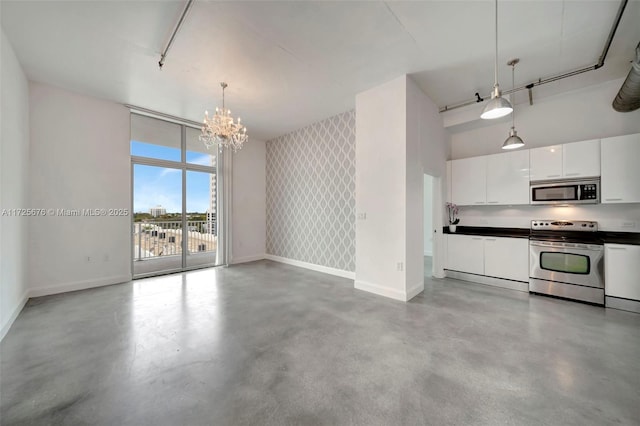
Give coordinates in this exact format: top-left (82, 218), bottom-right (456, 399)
top-left (130, 113), bottom-right (226, 278)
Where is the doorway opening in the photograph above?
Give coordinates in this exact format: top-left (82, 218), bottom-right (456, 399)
top-left (424, 174), bottom-right (434, 278)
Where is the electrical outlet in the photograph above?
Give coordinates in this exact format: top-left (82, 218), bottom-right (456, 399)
top-left (86, 256), bottom-right (92, 263)
top-left (397, 262), bottom-right (404, 272)
top-left (357, 213), bottom-right (367, 220)
top-left (621, 221), bottom-right (636, 229)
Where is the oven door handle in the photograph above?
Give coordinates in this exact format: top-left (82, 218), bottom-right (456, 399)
top-left (529, 241), bottom-right (603, 252)
top-left (529, 241), bottom-right (553, 248)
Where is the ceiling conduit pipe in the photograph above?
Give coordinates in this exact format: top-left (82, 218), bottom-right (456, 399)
top-left (439, 0), bottom-right (628, 113)
top-left (158, 0), bottom-right (195, 70)
top-left (612, 42), bottom-right (640, 112)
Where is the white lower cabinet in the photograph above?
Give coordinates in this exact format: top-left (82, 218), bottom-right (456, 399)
top-left (446, 234), bottom-right (529, 282)
top-left (484, 237), bottom-right (530, 282)
top-left (446, 234), bottom-right (484, 275)
top-left (605, 244), bottom-right (640, 301)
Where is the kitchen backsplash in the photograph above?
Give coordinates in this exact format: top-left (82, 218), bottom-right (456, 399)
top-left (456, 204), bottom-right (640, 232)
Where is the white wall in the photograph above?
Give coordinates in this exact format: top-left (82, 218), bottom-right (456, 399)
top-left (423, 175), bottom-right (433, 256)
top-left (406, 77), bottom-right (426, 295)
top-left (355, 75), bottom-right (449, 301)
top-left (232, 138), bottom-right (266, 264)
top-left (449, 78), bottom-right (640, 159)
top-left (355, 76), bottom-right (411, 301)
top-left (28, 82), bottom-right (131, 296)
top-left (1, 29), bottom-right (30, 339)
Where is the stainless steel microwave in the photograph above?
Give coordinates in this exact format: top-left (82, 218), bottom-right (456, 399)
top-left (530, 178), bottom-right (600, 205)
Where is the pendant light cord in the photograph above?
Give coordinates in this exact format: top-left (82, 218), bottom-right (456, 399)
top-left (494, 0), bottom-right (498, 87)
top-left (511, 64), bottom-right (515, 127)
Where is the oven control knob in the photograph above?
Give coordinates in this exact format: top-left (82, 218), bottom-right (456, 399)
top-left (589, 224), bottom-right (594, 228)
top-left (582, 224), bottom-right (587, 227)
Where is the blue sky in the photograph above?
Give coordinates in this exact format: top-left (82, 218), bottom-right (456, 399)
top-left (131, 141), bottom-right (214, 214)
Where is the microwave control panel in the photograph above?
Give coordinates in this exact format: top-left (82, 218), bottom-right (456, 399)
top-left (579, 184), bottom-right (598, 200)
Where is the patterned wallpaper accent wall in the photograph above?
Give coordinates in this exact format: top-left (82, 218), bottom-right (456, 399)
top-left (266, 110), bottom-right (356, 272)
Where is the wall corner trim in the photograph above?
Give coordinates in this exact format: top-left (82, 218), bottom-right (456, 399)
top-left (265, 254), bottom-right (355, 280)
top-left (0, 290), bottom-right (30, 342)
top-left (406, 281), bottom-right (425, 301)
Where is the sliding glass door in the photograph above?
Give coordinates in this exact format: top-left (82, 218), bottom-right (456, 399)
top-left (132, 164), bottom-right (184, 276)
top-left (131, 114), bottom-right (225, 278)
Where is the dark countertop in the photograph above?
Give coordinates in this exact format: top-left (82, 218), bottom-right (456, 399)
top-left (443, 226), bottom-right (640, 245)
top-left (600, 231), bottom-right (640, 245)
top-left (443, 226), bottom-right (530, 239)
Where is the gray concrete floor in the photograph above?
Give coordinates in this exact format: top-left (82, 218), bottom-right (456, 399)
top-left (1, 260), bottom-right (639, 426)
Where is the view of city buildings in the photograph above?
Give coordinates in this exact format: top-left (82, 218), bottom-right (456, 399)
top-left (133, 154), bottom-right (217, 263)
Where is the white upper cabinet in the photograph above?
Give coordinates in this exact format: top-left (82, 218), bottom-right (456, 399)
top-left (601, 133), bottom-right (640, 204)
top-left (530, 145), bottom-right (562, 181)
top-left (530, 139), bottom-right (601, 181)
top-left (563, 139), bottom-right (600, 178)
top-left (486, 150), bottom-right (530, 205)
top-left (451, 156), bottom-right (487, 206)
top-left (452, 151), bottom-right (528, 206)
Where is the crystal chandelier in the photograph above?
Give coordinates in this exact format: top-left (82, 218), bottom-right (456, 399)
top-left (199, 82), bottom-right (248, 152)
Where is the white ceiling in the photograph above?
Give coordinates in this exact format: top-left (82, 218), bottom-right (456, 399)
top-left (2, 1), bottom-right (639, 140)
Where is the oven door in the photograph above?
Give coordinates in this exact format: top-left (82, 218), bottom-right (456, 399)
top-left (530, 241), bottom-right (604, 288)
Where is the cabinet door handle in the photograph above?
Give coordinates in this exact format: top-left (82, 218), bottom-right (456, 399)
top-left (607, 247), bottom-right (627, 251)
top-left (605, 198), bottom-right (623, 201)
top-left (474, 201), bottom-right (485, 204)
top-left (485, 238), bottom-right (496, 241)
top-left (472, 237), bottom-right (483, 240)
top-left (547, 174), bottom-right (561, 178)
top-left (565, 172), bottom-right (580, 176)
top-left (487, 201), bottom-right (499, 204)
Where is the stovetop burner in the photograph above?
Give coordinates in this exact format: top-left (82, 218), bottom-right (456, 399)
top-left (530, 220), bottom-right (603, 244)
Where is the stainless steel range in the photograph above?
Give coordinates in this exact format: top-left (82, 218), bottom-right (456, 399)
top-left (529, 220), bottom-right (604, 305)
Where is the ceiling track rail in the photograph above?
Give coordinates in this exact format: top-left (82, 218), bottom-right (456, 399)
top-left (439, 0), bottom-right (629, 113)
top-left (158, 0), bottom-right (195, 70)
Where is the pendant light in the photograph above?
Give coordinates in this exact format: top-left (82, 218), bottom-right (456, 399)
top-left (502, 59), bottom-right (525, 150)
top-left (481, 0), bottom-right (513, 120)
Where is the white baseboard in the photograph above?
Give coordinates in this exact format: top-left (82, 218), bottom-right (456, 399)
top-left (355, 279), bottom-right (423, 302)
top-left (445, 270), bottom-right (529, 292)
top-left (0, 290), bottom-right (29, 342)
top-left (29, 274), bottom-right (132, 298)
top-left (264, 254), bottom-right (355, 280)
top-left (231, 254), bottom-right (266, 265)
top-left (606, 296), bottom-right (640, 314)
